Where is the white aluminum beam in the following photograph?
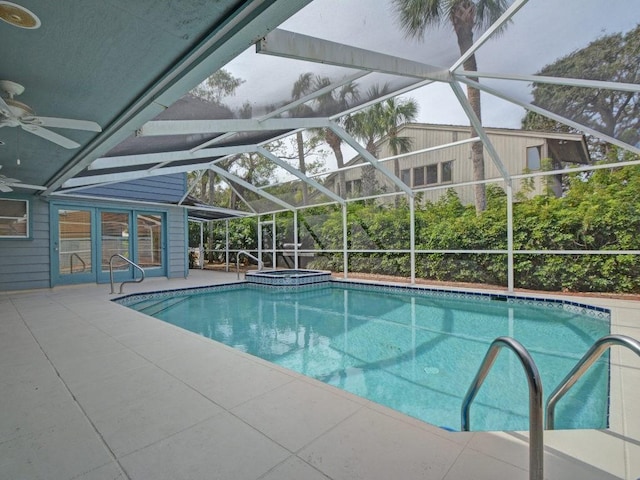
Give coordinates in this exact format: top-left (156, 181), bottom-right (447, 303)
top-left (329, 122), bottom-right (414, 197)
top-left (179, 170), bottom-right (206, 204)
top-left (139, 117), bottom-right (331, 136)
top-left (63, 161), bottom-right (216, 188)
top-left (458, 77), bottom-right (640, 155)
top-left (455, 71), bottom-right (640, 93)
top-left (256, 147), bottom-right (345, 204)
top-left (208, 164), bottom-right (294, 211)
top-left (257, 29), bottom-right (449, 81)
top-left (89, 145), bottom-right (256, 170)
top-left (449, 81), bottom-right (511, 181)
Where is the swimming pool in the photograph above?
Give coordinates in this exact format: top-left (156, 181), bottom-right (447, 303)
top-left (117, 281), bottom-right (610, 431)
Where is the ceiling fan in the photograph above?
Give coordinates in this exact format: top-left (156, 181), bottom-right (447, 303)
top-left (0, 166), bottom-right (45, 193)
top-left (0, 80), bottom-right (102, 149)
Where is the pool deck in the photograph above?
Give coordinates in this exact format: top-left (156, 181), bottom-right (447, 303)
top-left (1, 270), bottom-right (638, 479)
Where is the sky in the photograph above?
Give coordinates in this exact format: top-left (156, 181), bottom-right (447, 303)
top-left (216, 0), bottom-right (638, 169)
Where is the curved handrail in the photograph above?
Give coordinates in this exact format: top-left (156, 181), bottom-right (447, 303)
top-left (236, 250), bottom-right (264, 279)
top-left (70, 252), bottom-right (86, 273)
top-left (109, 254), bottom-right (145, 294)
top-left (546, 334), bottom-right (640, 430)
top-left (462, 336), bottom-right (544, 480)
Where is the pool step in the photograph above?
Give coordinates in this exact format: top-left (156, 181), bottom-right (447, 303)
top-left (124, 298), bottom-right (159, 311)
top-left (138, 297), bottom-right (189, 316)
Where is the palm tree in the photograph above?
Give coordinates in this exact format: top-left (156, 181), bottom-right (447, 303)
top-left (383, 97), bottom-right (419, 180)
top-left (291, 73), bottom-right (360, 199)
top-left (393, 0), bottom-right (508, 212)
top-left (346, 86), bottom-right (418, 198)
top-left (290, 73), bottom-right (316, 204)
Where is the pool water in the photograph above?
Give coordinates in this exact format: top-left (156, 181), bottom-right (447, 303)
top-left (120, 283), bottom-right (610, 431)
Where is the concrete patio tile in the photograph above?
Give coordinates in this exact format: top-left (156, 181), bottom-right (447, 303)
top-left (465, 431), bottom-right (529, 470)
top-left (0, 332), bottom-right (47, 368)
top-left (73, 461), bottom-right (128, 480)
top-left (544, 429), bottom-right (627, 479)
top-left (85, 310), bottom-right (169, 337)
top-left (259, 456), bottom-right (332, 480)
top-left (153, 346), bottom-right (244, 388)
top-left (119, 412), bottom-right (289, 480)
top-left (363, 396), bottom-right (475, 447)
top-left (468, 430), bottom-right (627, 479)
top-left (71, 364), bottom-right (187, 416)
top-left (121, 328), bottom-right (220, 363)
top-left (544, 449), bottom-right (624, 480)
top-left (231, 378), bottom-right (362, 452)
top-left (112, 323), bottom-right (194, 350)
top-left (299, 407), bottom-right (464, 480)
top-left (0, 377), bottom-right (81, 443)
top-left (36, 327), bottom-right (128, 362)
top-left (89, 379), bottom-right (223, 456)
top-left (197, 356), bottom-right (296, 409)
top-left (442, 448), bottom-right (527, 480)
top-left (52, 346), bottom-right (151, 391)
top-left (0, 414), bottom-right (113, 480)
top-left (18, 306), bottom-right (77, 326)
top-left (0, 355), bottom-right (57, 389)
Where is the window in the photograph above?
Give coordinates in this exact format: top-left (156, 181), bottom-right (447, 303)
top-left (426, 164), bottom-right (438, 184)
top-left (400, 169), bottom-right (411, 186)
top-left (346, 179), bottom-right (362, 196)
top-left (0, 199), bottom-right (28, 238)
top-left (527, 146), bottom-right (542, 170)
top-left (413, 166), bottom-right (425, 186)
top-left (441, 161), bottom-right (453, 183)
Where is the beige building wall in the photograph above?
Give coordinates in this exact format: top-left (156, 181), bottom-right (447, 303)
top-left (340, 124), bottom-right (584, 204)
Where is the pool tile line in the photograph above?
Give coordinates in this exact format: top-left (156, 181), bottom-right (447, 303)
top-left (115, 277), bottom-right (610, 322)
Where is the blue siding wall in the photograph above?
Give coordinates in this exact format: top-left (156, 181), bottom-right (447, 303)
top-left (80, 173), bottom-right (186, 203)
top-left (0, 195), bottom-right (50, 291)
top-left (168, 207), bottom-right (187, 278)
top-left (0, 195), bottom-right (188, 291)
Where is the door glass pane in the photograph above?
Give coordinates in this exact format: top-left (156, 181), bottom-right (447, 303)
top-left (59, 209), bottom-right (92, 274)
top-left (102, 212), bottom-right (130, 271)
top-left (137, 214), bottom-right (162, 268)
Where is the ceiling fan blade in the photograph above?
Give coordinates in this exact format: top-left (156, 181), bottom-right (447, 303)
top-left (21, 124), bottom-right (80, 149)
top-left (0, 176), bottom-right (22, 183)
top-left (0, 96), bottom-right (15, 118)
top-left (0, 183), bottom-right (13, 193)
top-left (29, 116), bottom-right (102, 132)
top-left (7, 182), bottom-right (46, 191)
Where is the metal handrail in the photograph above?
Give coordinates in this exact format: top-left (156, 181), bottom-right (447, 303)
top-left (70, 252), bottom-right (86, 273)
top-left (462, 336), bottom-right (544, 480)
top-left (236, 250), bottom-right (264, 279)
top-left (546, 334), bottom-right (640, 430)
top-left (109, 254), bottom-right (145, 294)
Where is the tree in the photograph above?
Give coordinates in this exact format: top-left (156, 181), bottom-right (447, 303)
top-left (383, 97), bottom-right (419, 184)
top-left (191, 69), bottom-right (245, 105)
top-left (526, 25), bottom-right (640, 160)
top-left (291, 73), bottom-right (318, 204)
top-left (345, 87), bottom-right (418, 198)
top-left (291, 73), bottom-right (360, 199)
top-left (393, 0), bottom-right (509, 213)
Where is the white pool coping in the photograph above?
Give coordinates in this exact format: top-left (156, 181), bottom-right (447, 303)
top-left (1, 270), bottom-right (638, 479)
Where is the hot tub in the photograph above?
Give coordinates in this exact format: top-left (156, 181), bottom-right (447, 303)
top-left (245, 269), bottom-right (331, 286)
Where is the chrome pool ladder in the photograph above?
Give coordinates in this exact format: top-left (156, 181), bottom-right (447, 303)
top-left (109, 254), bottom-right (145, 294)
top-left (236, 250), bottom-right (264, 279)
top-left (461, 336), bottom-right (544, 480)
top-left (546, 334), bottom-right (640, 430)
